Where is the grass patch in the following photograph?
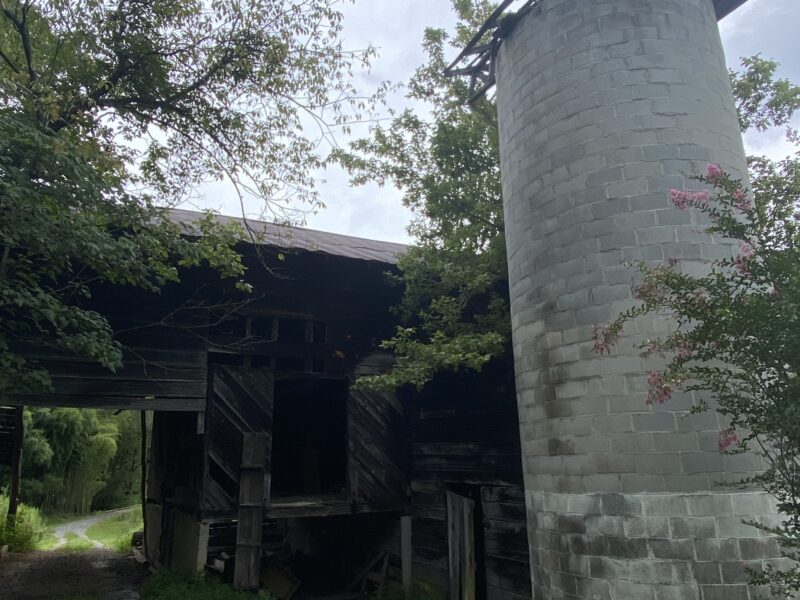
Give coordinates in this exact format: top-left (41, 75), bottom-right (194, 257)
top-left (85, 507), bottom-right (142, 552)
top-left (141, 570), bottom-right (274, 600)
top-left (377, 589), bottom-right (447, 600)
top-left (62, 531), bottom-right (93, 553)
top-left (35, 530), bottom-right (60, 550)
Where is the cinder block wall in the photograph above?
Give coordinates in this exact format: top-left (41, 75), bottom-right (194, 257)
top-left (495, 0), bottom-right (782, 597)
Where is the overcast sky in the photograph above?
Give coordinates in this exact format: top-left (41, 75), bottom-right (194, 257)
top-left (195, 0), bottom-right (799, 244)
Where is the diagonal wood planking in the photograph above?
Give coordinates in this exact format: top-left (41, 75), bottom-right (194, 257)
top-left (203, 365), bottom-right (274, 513)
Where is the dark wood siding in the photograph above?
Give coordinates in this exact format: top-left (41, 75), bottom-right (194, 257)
top-left (8, 317), bottom-right (208, 411)
top-left (202, 365), bottom-right (274, 516)
top-left (404, 356), bottom-right (532, 600)
top-left (347, 353), bottom-right (406, 508)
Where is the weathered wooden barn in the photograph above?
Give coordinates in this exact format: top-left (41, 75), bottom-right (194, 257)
top-left (5, 209), bottom-right (529, 600)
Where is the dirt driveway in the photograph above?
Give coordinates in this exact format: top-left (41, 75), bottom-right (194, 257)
top-left (0, 547), bottom-right (145, 600)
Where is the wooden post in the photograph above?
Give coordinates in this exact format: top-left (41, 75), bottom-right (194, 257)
top-left (6, 407), bottom-right (23, 527)
top-left (234, 432), bottom-right (268, 591)
top-left (401, 515), bottom-right (413, 600)
top-left (462, 501), bottom-right (476, 600)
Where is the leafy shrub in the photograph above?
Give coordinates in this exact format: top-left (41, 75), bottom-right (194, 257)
top-left (0, 493), bottom-right (47, 551)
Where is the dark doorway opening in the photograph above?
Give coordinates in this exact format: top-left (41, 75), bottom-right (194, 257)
top-left (271, 378), bottom-right (348, 497)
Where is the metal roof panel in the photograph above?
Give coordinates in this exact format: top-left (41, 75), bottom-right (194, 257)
top-left (168, 208), bottom-right (407, 265)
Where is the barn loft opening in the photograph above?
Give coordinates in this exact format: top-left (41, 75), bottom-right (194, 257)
top-left (271, 378), bottom-right (348, 498)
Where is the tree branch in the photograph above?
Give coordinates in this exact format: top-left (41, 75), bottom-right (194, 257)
top-left (18, 2), bottom-right (35, 82)
top-left (2, 2), bottom-right (36, 82)
top-left (0, 46), bottom-right (20, 73)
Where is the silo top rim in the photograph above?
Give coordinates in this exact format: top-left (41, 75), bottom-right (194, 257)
top-left (444, 0), bottom-right (751, 103)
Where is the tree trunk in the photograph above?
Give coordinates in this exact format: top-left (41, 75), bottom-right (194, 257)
top-left (6, 406), bottom-right (24, 527)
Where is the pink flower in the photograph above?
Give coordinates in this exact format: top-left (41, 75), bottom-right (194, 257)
top-left (718, 428), bottom-right (738, 451)
top-left (593, 323), bottom-right (618, 355)
top-left (646, 371), bottom-right (673, 405)
top-left (733, 190), bottom-right (753, 212)
top-left (734, 241), bottom-right (755, 275)
top-left (707, 163), bottom-right (723, 181)
top-left (669, 189), bottom-right (710, 209)
top-left (675, 341), bottom-right (691, 361)
top-left (633, 279), bottom-right (660, 301)
top-left (670, 189), bottom-right (691, 209)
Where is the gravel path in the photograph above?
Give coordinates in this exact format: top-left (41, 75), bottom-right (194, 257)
top-left (53, 507), bottom-right (133, 548)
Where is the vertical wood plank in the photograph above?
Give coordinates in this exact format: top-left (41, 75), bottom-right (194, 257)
top-left (448, 491), bottom-right (477, 600)
top-left (462, 498), bottom-right (476, 600)
top-left (447, 491), bottom-right (461, 600)
top-left (401, 515), bottom-right (413, 600)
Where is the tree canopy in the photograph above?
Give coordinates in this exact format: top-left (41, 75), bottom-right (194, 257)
top-left (0, 0), bottom-right (373, 396)
top-left (337, 2), bottom-right (800, 393)
top-left (335, 1), bottom-right (509, 390)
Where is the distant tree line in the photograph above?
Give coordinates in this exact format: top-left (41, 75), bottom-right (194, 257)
top-left (1, 408), bottom-right (144, 514)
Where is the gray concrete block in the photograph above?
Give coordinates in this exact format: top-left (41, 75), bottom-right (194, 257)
top-left (650, 538), bottom-right (695, 560)
top-left (669, 516), bottom-right (717, 539)
top-left (695, 538), bottom-right (741, 562)
top-left (681, 452), bottom-right (723, 474)
top-left (700, 584), bottom-right (749, 600)
top-left (633, 412), bottom-right (676, 432)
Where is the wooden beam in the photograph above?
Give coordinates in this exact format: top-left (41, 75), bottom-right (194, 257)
top-left (3, 393), bottom-right (205, 412)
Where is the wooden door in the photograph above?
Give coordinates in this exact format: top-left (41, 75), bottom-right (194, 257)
top-left (447, 491), bottom-right (476, 600)
top-left (203, 365), bottom-right (274, 514)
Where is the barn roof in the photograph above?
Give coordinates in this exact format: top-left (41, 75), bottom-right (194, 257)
top-left (169, 208), bottom-right (407, 265)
